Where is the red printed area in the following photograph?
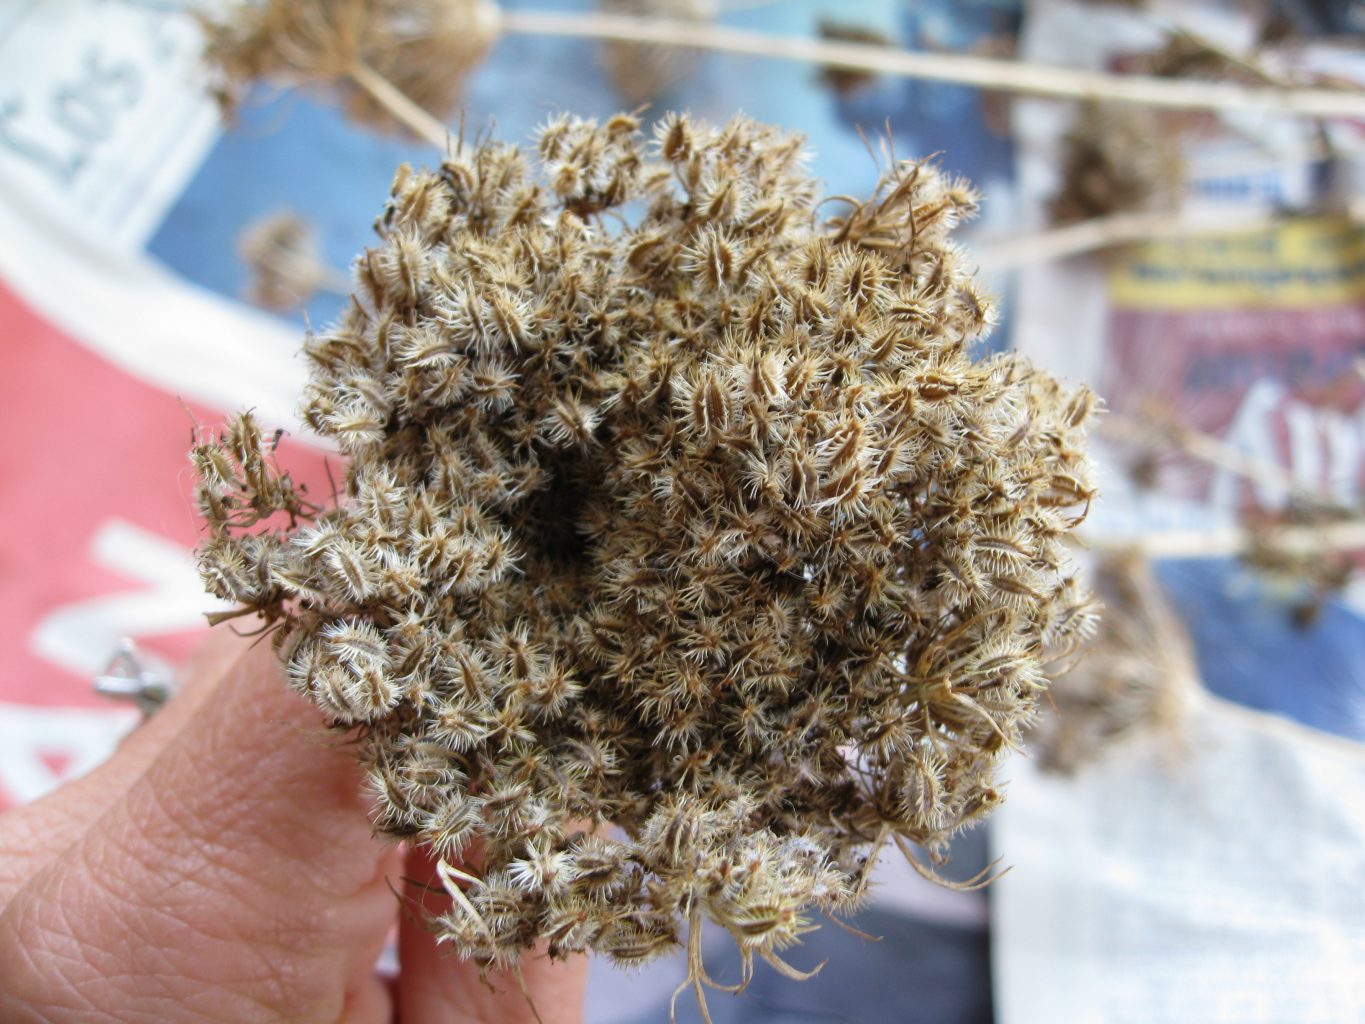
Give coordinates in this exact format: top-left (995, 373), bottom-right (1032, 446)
top-left (1106, 305), bottom-right (1365, 428)
top-left (0, 280), bottom-right (330, 707)
top-left (1104, 305), bottom-right (1365, 509)
top-left (1099, 220), bottom-right (1365, 512)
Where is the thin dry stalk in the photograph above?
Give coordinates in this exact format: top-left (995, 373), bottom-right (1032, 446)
top-left (347, 59), bottom-right (450, 148)
top-left (597, 0), bottom-right (714, 104)
top-left (1084, 520), bottom-right (1365, 560)
top-left (976, 208), bottom-right (1287, 270)
top-left (205, 3), bottom-right (1365, 159)
top-left (498, 9), bottom-right (1365, 118)
top-left (1103, 410), bottom-right (1347, 514)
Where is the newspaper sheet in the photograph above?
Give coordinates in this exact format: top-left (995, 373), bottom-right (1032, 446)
top-left (993, 693), bottom-right (1365, 1024)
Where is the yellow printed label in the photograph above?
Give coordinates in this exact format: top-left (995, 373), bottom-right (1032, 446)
top-left (1109, 218), bottom-right (1365, 311)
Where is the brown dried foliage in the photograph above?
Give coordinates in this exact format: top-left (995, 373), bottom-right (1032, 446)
top-left (816, 21), bottom-right (894, 97)
top-left (1031, 552), bottom-right (1190, 773)
top-left (598, 0), bottom-right (715, 104)
top-left (200, 0), bottom-right (499, 133)
top-left (193, 113), bottom-right (1097, 1006)
top-left (239, 211), bottom-right (331, 311)
top-left (1050, 101), bottom-right (1184, 225)
top-left (1244, 511), bottom-right (1361, 628)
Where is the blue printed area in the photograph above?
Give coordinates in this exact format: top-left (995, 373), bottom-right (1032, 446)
top-left (1156, 559), bottom-right (1365, 742)
top-left (146, 0), bottom-right (1016, 345)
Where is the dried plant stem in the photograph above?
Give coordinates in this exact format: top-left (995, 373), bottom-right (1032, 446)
top-left (1086, 520), bottom-right (1365, 560)
top-left (976, 208), bottom-right (1287, 270)
top-left (496, 10), bottom-right (1365, 118)
top-left (346, 60), bottom-right (450, 149)
top-left (1164, 26), bottom-right (1287, 89)
top-left (1103, 411), bottom-right (1347, 513)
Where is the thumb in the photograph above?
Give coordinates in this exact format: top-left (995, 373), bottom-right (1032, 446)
top-left (0, 629), bottom-right (251, 903)
top-left (0, 634), bottom-right (400, 1024)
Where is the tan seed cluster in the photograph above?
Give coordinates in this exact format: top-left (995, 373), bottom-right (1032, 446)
top-left (193, 112), bottom-right (1097, 999)
top-left (1030, 552), bottom-right (1190, 773)
top-left (200, 0), bottom-right (499, 133)
top-left (238, 211), bottom-right (332, 311)
top-left (1050, 101), bottom-right (1184, 225)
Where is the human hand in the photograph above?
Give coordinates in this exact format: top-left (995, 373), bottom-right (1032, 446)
top-left (0, 632), bottom-right (588, 1023)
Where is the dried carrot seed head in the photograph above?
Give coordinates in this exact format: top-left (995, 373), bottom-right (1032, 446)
top-left (193, 112), bottom-right (1098, 996)
top-left (200, 0), bottom-right (499, 133)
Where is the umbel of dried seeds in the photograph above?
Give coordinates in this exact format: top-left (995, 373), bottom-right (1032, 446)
top-left (200, 0), bottom-right (499, 132)
top-left (1049, 101), bottom-right (1184, 225)
top-left (193, 112), bottom-right (1098, 1004)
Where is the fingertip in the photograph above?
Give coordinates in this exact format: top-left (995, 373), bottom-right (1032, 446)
top-left (0, 639), bottom-right (408, 1022)
top-left (343, 974), bottom-right (394, 1024)
top-left (396, 845), bottom-right (589, 1024)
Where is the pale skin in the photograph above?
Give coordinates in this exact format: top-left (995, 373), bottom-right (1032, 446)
top-left (0, 632), bottom-right (588, 1023)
